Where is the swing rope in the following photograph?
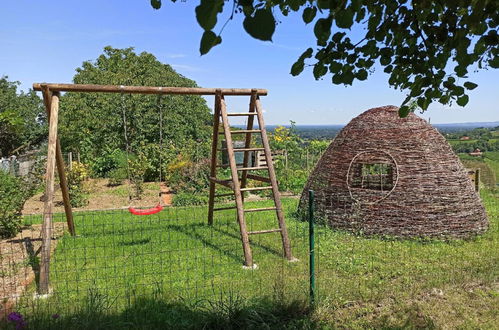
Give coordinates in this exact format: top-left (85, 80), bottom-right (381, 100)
top-left (122, 90), bottom-right (165, 215)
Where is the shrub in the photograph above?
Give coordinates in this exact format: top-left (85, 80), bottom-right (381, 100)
top-left (0, 172), bottom-right (27, 238)
top-left (89, 147), bottom-right (131, 178)
top-left (167, 156), bottom-right (210, 193)
top-left (128, 152), bottom-right (150, 200)
top-left (172, 192), bottom-right (209, 206)
top-left (108, 167), bottom-right (127, 186)
top-left (67, 162), bottom-right (90, 207)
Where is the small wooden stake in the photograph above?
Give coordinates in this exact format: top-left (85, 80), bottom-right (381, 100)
top-left (39, 92), bottom-right (61, 294)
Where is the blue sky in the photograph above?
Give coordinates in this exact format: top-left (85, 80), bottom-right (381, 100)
top-left (1, 1), bottom-right (497, 125)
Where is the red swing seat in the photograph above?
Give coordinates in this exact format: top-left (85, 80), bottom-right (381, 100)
top-left (128, 204), bottom-right (163, 216)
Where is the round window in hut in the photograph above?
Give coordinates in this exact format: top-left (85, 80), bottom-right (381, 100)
top-left (346, 150), bottom-right (398, 204)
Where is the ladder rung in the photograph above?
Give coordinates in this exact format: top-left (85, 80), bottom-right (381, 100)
top-left (248, 229), bottom-right (282, 235)
top-left (214, 193), bottom-right (234, 198)
top-left (219, 130), bottom-right (261, 134)
top-left (219, 147), bottom-right (264, 152)
top-left (216, 163), bottom-right (244, 168)
top-left (226, 113), bottom-right (258, 116)
top-left (237, 166), bottom-right (268, 171)
top-left (244, 207), bottom-right (277, 213)
top-left (246, 174), bottom-right (271, 183)
top-left (213, 206), bottom-right (237, 211)
top-left (240, 186), bottom-right (273, 192)
top-left (209, 177), bottom-right (233, 188)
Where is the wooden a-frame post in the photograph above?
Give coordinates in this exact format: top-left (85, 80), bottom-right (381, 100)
top-left (39, 86), bottom-right (75, 295)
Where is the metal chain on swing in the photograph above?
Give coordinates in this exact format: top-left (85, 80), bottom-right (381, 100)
top-left (120, 89), bottom-right (133, 204)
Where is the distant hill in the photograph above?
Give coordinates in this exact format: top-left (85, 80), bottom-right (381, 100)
top-left (433, 121), bottom-right (499, 132)
top-left (262, 122), bottom-right (499, 140)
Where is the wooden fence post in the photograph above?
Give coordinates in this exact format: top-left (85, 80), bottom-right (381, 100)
top-left (39, 92), bottom-right (61, 295)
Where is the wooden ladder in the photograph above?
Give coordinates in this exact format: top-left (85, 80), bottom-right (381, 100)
top-left (207, 90), bottom-right (294, 267)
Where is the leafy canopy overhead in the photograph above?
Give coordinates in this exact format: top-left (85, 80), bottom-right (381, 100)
top-left (60, 47), bottom-right (212, 167)
top-left (151, 0), bottom-right (498, 117)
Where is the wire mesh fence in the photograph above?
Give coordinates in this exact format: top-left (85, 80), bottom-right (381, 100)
top-left (1, 190), bottom-right (497, 328)
top-left (0, 199), bottom-right (311, 324)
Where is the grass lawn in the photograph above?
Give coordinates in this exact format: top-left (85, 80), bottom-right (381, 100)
top-left (6, 191), bottom-right (499, 329)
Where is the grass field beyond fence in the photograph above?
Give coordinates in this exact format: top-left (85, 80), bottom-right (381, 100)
top-left (3, 192), bottom-right (498, 329)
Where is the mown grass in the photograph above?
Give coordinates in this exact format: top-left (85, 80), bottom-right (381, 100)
top-left (7, 192), bottom-right (499, 329)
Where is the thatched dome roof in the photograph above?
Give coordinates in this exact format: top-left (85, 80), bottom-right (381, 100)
top-left (299, 105), bottom-right (488, 238)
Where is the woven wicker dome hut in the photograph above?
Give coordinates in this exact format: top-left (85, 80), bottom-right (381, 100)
top-left (299, 105), bottom-right (488, 238)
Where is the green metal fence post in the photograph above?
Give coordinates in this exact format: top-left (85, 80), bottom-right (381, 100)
top-left (309, 189), bottom-right (315, 307)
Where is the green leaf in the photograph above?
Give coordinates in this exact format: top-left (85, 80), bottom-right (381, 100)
top-left (453, 85), bottom-right (465, 96)
top-left (243, 9), bottom-right (276, 41)
top-left (490, 56), bottom-right (499, 68)
top-left (463, 81), bottom-right (478, 90)
top-left (302, 7), bottom-right (317, 24)
top-left (196, 0), bottom-right (224, 31)
top-left (290, 59), bottom-right (305, 76)
top-left (313, 63), bottom-right (327, 79)
top-left (417, 96), bottom-right (430, 110)
top-left (314, 18), bottom-right (332, 46)
top-left (454, 65), bottom-right (468, 77)
top-left (332, 73), bottom-right (343, 84)
top-left (356, 69), bottom-right (368, 81)
top-left (150, 0), bottom-right (161, 10)
top-left (200, 31), bottom-right (222, 55)
top-left (343, 70), bottom-right (354, 85)
top-left (398, 105), bottom-right (410, 118)
top-left (456, 94), bottom-right (469, 107)
top-left (332, 32), bottom-right (345, 43)
top-left (335, 8), bottom-right (354, 29)
top-left (329, 61), bottom-right (342, 73)
top-left (299, 47), bottom-right (313, 60)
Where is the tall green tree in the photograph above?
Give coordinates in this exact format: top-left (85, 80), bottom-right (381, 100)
top-left (151, 0), bottom-right (498, 116)
top-left (59, 47), bottom-right (212, 174)
top-left (0, 76), bottom-right (45, 157)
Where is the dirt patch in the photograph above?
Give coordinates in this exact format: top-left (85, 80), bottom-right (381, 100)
top-left (22, 179), bottom-right (173, 215)
top-left (0, 223), bottom-right (65, 316)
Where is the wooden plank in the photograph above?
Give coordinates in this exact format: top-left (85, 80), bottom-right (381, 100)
top-left (240, 186), bottom-right (273, 192)
top-left (39, 92), bottom-right (61, 294)
top-left (208, 176), bottom-right (234, 188)
top-left (244, 207), bottom-right (277, 213)
top-left (41, 87), bottom-right (75, 236)
top-left (227, 113), bottom-right (258, 116)
top-left (255, 96), bottom-right (293, 261)
top-left (220, 94), bottom-right (254, 267)
top-left (248, 229), bottom-right (282, 235)
top-left (33, 83), bottom-right (268, 96)
top-left (237, 166), bottom-right (268, 171)
top-left (214, 192), bottom-right (234, 198)
top-left (218, 148), bottom-right (264, 152)
top-left (213, 206), bottom-right (238, 211)
top-left (218, 129), bottom-right (261, 134)
top-left (246, 173), bottom-right (271, 183)
top-left (207, 93), bottom-right (221, 225)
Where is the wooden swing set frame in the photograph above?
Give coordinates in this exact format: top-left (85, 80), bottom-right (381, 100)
top-left (33, 82), bottom-right (293, 295)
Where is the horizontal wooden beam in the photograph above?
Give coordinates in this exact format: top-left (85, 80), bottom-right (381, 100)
top-left (33, 83), bottom-right (268, 96)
